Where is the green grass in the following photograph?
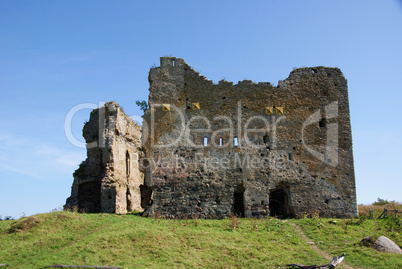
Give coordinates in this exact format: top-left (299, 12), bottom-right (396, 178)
top-left (0, 212), bottom-right (401, 268)
top-left (0, 212), bottom-right (323, 268)
top-left (293, 217), bottom-right (402, 269)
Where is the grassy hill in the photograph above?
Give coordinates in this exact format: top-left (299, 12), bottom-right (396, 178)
top-left (0, 210), bottom-right (401, 268)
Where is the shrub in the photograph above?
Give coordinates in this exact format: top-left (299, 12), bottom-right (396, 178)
top-left (229, 214), bottom-right (240, 230)
top-left (373, 198), bottom-right (391, 205)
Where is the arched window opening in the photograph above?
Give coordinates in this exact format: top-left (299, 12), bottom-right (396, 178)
top-left (126, 151), bottom-right (130, 177)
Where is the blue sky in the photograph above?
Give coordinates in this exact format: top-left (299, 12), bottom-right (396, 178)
top-left (1, 0), bottom-right (401, 218)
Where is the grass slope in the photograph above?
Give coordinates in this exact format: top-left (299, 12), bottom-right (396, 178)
top-left (296, 217), bottom-right (402, 269)
top-left (0, 212), bottom-right (323, 268)
top-left (0, 211), bottom-right (401, 268)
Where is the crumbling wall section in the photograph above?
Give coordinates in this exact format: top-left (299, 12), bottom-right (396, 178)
top-left (65, 101), bottom-right (143, 213)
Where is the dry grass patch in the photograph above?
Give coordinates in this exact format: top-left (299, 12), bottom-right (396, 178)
top-left (358, 201), bottom-right (402, 218)
top-left (8, 217), bottom-right (41, 233)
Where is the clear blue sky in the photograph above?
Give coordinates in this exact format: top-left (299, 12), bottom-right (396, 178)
top-left (1, 0), bottom-right (401, 218)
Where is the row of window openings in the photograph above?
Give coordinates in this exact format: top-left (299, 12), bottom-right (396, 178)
top-left (204, 135), bottom-right (269, 147)
top-left (203, 137), bottom-right (239, 147)
top-left (202, 137), bottom-right (293, 160)
top-left (203, 136), bottom-right (269, 147)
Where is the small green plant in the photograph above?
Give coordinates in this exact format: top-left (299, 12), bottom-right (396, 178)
top-left (136, 100), bottom-right (149, 113)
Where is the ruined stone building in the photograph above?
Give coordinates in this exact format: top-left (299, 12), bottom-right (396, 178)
top-left (65, 103), bottom-right (143, 214)
top-left (65, 57), bottom-right (358, 218)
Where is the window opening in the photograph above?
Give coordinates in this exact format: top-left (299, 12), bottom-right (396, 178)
top-left (263, 134), bottom-right (269, 144)
top-left (126, 151), bottom-right (130, 177)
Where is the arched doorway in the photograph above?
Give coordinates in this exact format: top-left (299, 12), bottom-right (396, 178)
top-left (269, 189), bottom-right (291, 217)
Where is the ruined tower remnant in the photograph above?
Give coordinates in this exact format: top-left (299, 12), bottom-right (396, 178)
top-left (66, 57), bottom-right (358, 218)
top-left (65, 102), bottom-right (143, 213)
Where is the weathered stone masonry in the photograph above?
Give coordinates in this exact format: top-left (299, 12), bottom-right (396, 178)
top-left (66, 57), bottom-right (358, 218)
top-left (65, 102), bottom-right (143, 213)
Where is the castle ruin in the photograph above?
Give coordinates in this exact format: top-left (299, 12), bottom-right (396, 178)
top-left (65, 57), bottom-right (358, 218)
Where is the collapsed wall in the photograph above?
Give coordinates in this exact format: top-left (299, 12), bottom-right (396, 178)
top-left (65, 102), bottom-right (144, 213)
top-left (142, 57), bottom-right (357, 218)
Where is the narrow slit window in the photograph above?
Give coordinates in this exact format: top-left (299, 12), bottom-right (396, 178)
top-left (263, 134), bottom-right (269, 144)
top-left (219, 138), bottom-right (223, 147)
top-left (172, 60), bottom-right (175, 67)
top-left (319, 119), bottom-right (326, 128)
top-left (289, 152), bottom-right (293, 161)
top-left (203, 137), bottom-right (208, 147)
top-left (126, 151), bottom-right (130, 177)
top-left (234, 137), bottom-right (239, 146)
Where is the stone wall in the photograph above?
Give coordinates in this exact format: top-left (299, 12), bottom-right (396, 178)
top-left (65, 102), bottom-right (143, 213)
top-left (142, 57), bottom-right (357, 218)
top-left (65, 57), bottom-right (357, 219)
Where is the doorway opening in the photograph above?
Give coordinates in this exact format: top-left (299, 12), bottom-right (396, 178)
top-left (233, 183), bottom-right (245, 217)
top-left (269, 189), bottom-right (291, 217)
top-left (140, 184), bottom-right (153, 209)
top-left (78, 181), bottom-right (101, 213)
